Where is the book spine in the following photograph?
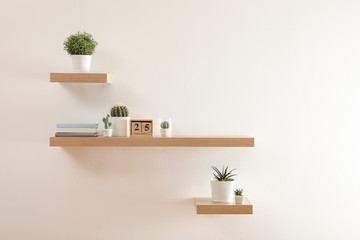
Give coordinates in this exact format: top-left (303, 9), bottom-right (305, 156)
top-left (55, 132), bottom-right (99, 137)
top-left (57, 124), bottom-right (99, 128)
top-left (56, 128), bottom-right (98, 133)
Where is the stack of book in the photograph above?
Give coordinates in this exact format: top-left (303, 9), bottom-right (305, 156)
top-left (55, 124), bottom-right (99, 137)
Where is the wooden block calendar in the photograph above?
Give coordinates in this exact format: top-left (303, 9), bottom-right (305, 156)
top-left (130, 119), bottom-right (153, 137)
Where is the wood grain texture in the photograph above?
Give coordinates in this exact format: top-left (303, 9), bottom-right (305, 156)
top-left (49, 136), bottom-right (255, 147)
top-left (195, 197), bottom-right (253, 214)
top-left (50, 73), bottom-right (111, 83)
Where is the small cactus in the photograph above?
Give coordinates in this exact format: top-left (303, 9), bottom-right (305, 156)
top-left (160, 121), bottom-right (169, 129)
top-left (110, 104), bottom-right (129, 117)
top-left (102, 114), bottom-right (112, 129)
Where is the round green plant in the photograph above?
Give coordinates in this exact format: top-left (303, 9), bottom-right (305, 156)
top-left (160, 121), bottom-right (169, 129)
top-left (63, 31), bottom-right (98, 55)
top-left (110, 104), bottom-right (129, 117)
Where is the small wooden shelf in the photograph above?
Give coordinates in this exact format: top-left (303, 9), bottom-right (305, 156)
top-left (49, 136), bottom-right (254, 147)
top-left (50, 73), bottom-right (111, 83)
top-left (195, 197), bottom-right (253, 214)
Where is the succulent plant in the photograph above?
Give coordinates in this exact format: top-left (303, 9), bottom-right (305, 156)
top-left (110, 104), bottom-right (129, 117)
top-left (160, 121), bottom-right (170, 129)
top-left (102, 114), bottom-right (112, 129)
top-left (234, 188), bottom-right (244, 196)
top-left (212, 166), bottom-right (237, 181)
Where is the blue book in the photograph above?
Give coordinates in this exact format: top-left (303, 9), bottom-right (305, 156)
top-left (57, 124), bottom-right (99, 128)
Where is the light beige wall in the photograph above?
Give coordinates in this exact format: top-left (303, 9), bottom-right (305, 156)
top-left (1, 0), bottom-right (360, 239)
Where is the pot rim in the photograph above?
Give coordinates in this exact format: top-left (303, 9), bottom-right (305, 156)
top-left (210, 178), bottom-right (234, 182)
top-left (111, 116), bottom-right (131, 119)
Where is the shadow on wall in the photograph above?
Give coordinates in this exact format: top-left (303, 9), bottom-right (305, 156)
top-left (58, 147), bottom-right (253, 216)
top-left (58, 82), bottom-right (113, 107)
top-left (58, 147), bottom-right (202, 216)
top-left (59, 147), bottom-right (246, 176)
top-left (60, 147), bottom-right (200, 174)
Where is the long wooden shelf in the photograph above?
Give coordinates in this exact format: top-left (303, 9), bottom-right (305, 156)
top-left (50, 73), bottom-right (111, 83)
top-left (49, 136), bottom-right (254, 147)
top-left (195, 197), bottom-right (253, 214)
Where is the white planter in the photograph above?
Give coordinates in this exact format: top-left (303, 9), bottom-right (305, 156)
top-left (103, 129), bottom-right (113, 137)
top-left (112, 117), bottom-right (131, 137)
top-left (72, 55), bottom-right (92, 72)
top-left (234, 196), bottom-right (245, 204)
top-left (160, 128), bottom-right (171, 137)
top-left (210, 179), bottom-right (234, 202)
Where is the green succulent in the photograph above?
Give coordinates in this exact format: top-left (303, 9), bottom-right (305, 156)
top-left (102, 114), bottom-right (112, 129)
top-left (212, 165), bottom-right (237, 181)
top-left (234, 188), bottom-right (244, 196)
top-left (110, 104), bottom-right (129, 117)
top-left (63, 31), bottom-right (98, 55)
top-left (160, 121), bottom-right (169, 129)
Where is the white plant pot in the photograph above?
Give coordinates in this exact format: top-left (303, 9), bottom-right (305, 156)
top-left (112, 117), bottom-right (131, 137)
top-left (103, 129), bottom-right (113, 137)
top-left (160, 128), bottom-right (171, 137)
top-left (72, 55), bottom-right (92, 72)
top-left (210, 179), bottom-right (234, 202)
top-left (234, 196), bottom-right (245, 204)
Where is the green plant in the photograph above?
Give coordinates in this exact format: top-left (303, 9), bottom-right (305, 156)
top-left (160, 121), bottom-right (169, 129)
top-left (234, 188), bottom-right (244, 196)
top-left (63, 31), bottom-right (98, 55)
top-left (110, 104), bottom-right (129, 117)
top-left (102, 114), bottom-right (112, 129)
top-left (212, 166), bottom-right (237, 181)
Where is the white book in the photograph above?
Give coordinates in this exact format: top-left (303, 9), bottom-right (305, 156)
top-left (56, 128), bottom-right (98, 133)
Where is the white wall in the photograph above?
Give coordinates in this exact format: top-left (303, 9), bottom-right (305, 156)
top-left (1, 0), bottom-right (360, 239)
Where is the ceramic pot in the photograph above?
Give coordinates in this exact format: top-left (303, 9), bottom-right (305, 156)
top-left (210, 179), bottom-right (234, 202)
top-left (71, 55), bottom-right (91, 72)
top-left (160, 128), bottom-right (171, 137)
top-left (234, 196), bottom-right (245, 204)
top-left (112, 117), bottom-right (131, 137)
top-left (103, 129), bottom-right (113, 137)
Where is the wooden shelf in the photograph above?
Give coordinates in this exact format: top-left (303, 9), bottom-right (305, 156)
top-left (49, 136), bottom-right (255, 147)
top-left (50, 73), bottom-right (111, 83)
top-left (195, 197), bottom-right (253, 214)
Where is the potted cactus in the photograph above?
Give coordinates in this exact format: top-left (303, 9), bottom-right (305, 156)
top-left (211, 166), bottom-right (236, 202)
top-left (63, 31), bottom-right (98, 72)
top-left (160, 121), bottom-right (171, 137)
top-left (102, 114), bottom-right (113, 137)
top-left (234, 188), bottom-right (244, 204)
top-left (110, 104), bottom-right (131, 137)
